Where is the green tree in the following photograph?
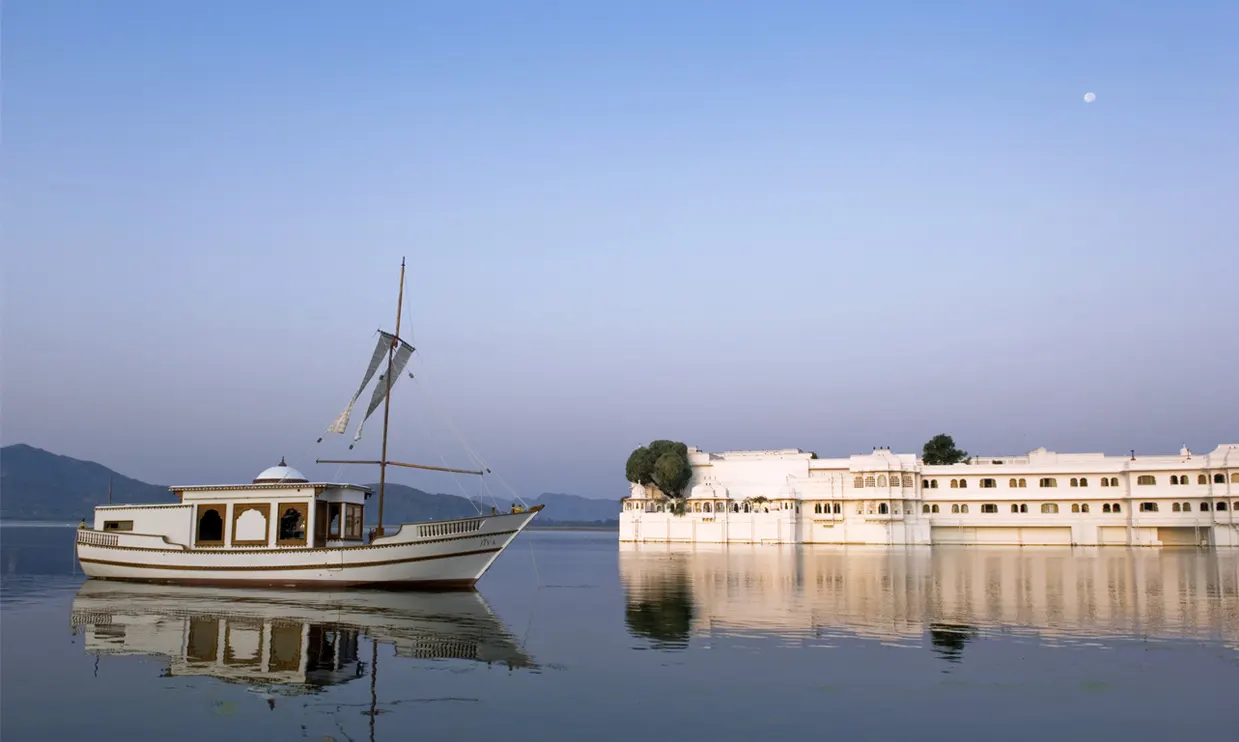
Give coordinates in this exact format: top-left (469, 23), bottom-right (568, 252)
top-left (625, 439), bottom-right (692, 498)
top-left (625, 446), bottom-right (656, 485)
top-left (922, 434), bottom-right (968, 465)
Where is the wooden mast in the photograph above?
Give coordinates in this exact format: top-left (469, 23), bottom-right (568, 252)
top-left (375, 257), bottom-right (406, 538)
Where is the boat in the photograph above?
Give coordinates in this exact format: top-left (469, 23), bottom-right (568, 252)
top-left (74, 258), bottom-right (543, 588)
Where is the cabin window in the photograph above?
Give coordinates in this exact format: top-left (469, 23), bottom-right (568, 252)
top-left (1140, 502), bottom-right (1158, 512)
top-left (981, 503), bottom-right (997, 513)
top-left (195, 505), bottom-right (226, 546)
top-left (277, 503), bottom-right (309, 546)
top-left (328, 503), bottom-right (344, 537)
top-left (102, 520), bottom-right (133, 531)
top-left (1041, 503), bottom-right (1059, 514)
top-left (232, 504), bottom-right (270, 546)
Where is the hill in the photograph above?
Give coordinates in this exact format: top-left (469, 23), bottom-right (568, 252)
top-left (0, 444), bottom-right (617, 527)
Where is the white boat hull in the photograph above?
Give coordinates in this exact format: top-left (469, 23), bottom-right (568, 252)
top-left (75, 507), bottom-right (541, 589)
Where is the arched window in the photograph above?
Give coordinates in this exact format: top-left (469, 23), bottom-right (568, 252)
top-left (959, 479), bottom-right (968, 488)
top-left (703, 502), bottom-right (712, 513)
top-left (277, 504), bottom-right (308, 545)
top-left (1041, 503), bottom-right (1059, 514)
top-left (1181, 501), bottom-right (1190, 511)
top-left (1215, 473), bottom-right (1226, 484)
top-left (854, 477), bottom-right (864, 489)
top-left (1019, 478), bottom-right (1027, 488)
top-left (1020, 504), bottom-right (1028, 513)
top-left (196, 506), bottom-right (224, 546)
top-left (833, 503), bottom-right (841, 514)
top-left (1103, 503), bottom-right (1112, 513)
top-left (1109, 477), bottom-right (1119, 487)
top-left (1137, 475), bottom-right (1156, 486)
top-left (1140, 502), bottom-right (1158, 512)
top-left (815, 503), bottom-right (822, 513)
top-left (1198, 474), bottom-right (1208, 485)
top-left (981, 503), bottom-right (997, 513)
top-left (732, 503), bottom-right (740, 513)
top-left (1218, 502), bottom-right (1229, 511)
top-left (1101, 478), bottom-right (1110, 488)
top-left (1079, 478), bottom-right (1088, 487)
top-left (1011, 504), bottom-right (1020, 513)
top-left (1039, 478), bottom-right (1057, 488)
top-left (922, 504), bottom-right (931, 514)
top-left (1072, 503), bottom-right (1080, 513)
top-left (878, 503), bottom-right (889, 515)
top-left (1172, 502), bottom-right (1181, 512)
top-left (1080, 503), bottom-right (1089, 513)
top-left (1200, 502), bottom-right (1210, 512)
top-left (1112, 503), bottom-right (1121, 513)
top-left (950, 479), bottom-right (959, 489)
top-left (1009, 478), bottom-right (1018, 488)
top-left (1170, 475), bottom-right (1178, 485)
top-left (980, 478), bottom-right (996, 488)
top-left (931, 504), bottom-right (939, 513)
top-left (951, 504), bottom-right (960, 514)
top-left (1232, 473), bottom-right (1239, 484)
top-left (930, 480), bottom-right (939, 489)
top-left (877, 475), bottom-right (888, 487)
top-left (1071, 478), bottom-right (1079, 488)
top-left (960, 504), bottom-right (969, 514)
top-left (922, 480), bottom-right (930, 489)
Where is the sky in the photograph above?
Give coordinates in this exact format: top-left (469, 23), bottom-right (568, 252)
top-left (2, 1), bottom-right (1237, 499)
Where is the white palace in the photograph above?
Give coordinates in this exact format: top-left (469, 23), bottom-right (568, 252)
top-left (619, 443), bottom-right (1239, 547)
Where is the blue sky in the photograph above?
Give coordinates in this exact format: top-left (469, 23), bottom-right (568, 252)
top-left (3, 1), bottom-right (1236, 498)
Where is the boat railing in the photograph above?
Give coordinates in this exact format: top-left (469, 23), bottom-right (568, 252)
top-left (76, 530), bottom-right (119, 547)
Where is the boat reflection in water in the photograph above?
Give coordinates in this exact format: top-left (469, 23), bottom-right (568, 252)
top-left (69, 580), bottom-right (536, 699)
top-left (620, 543), bottom-right (1239, 658)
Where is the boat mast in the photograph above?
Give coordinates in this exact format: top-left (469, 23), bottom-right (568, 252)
top-left (375, 257), bottom-right (406, 538)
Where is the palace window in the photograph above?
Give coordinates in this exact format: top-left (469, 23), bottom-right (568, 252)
top-left (1039, 478), bottom-right (1057, 488)
top-left (923, 504), bottom-right (931, 514)
top-left (1109, 478), bottom-right (1119, 487)
top-left (960, 504), bottom-right (969, 514)
top-left (877, 475), bottom-right (888, 487)
top-left (1200, 502), bottom-right (1211, 512)
top-left (951, 504), bottom-right (960, 514)
top-left (930, 479), bottom-right (939, 488)
top-left (1140, 502), bottom-right (1158, 512)
top-left (1041, 503), bottom-right (1059, 514)
top-left (1079, 478), bottom-right (1088, 487)
top-left (931, 504), bottom-right (939, 513)
top-left (902, 475), bottom-right (914, 487)
top-left (1081, 503), bottom-right (1089, 513)
top-left (980, 478), bottom-right (996, 488)
top-left (1198, 474), bottom-right (1208, 485)
top-left (1009, 479), bottom-right (1018, 488)
top-left (1011, 504), bottom-right (1019, 513)
top-left (1071, 478), bottom-right (1079, 488)
top-left (1173, 503), bottom-right (1181, 512)
top-left (1072, 503), bottom-right (1080, 513)
top-left (950, 479), bottom-right (959, 489)
top-left (833, 503), bottom-right (841, 514)
top-left (1180, 501), bottom-right (1190, 511)
top-left (855, 477), bottom-right (864, 489)
top-left (878, 503), bottom-right (889, 515)
top-left (1137, 475), bottom-right (1156, 486)
top-left (1112, 503), bottom-right (1121, 513)
top-left (1018, 478), bottom-right (1027, 488)
top-left (865, 476), bottom-right (876, 487)
top-left (1215, 474), bottom-right (1226, 484)
top-left (815, 503), bottom-right (823, 513)
top-left (981, 503), bottom-right (997, 513)
top-left (1232, 473), bottom-right (1239, 484)
top-left (1103, 503), bottom-right (1111, 513)
top-left (1101, 478), bottom-right (1110, 487)
top-left (1217, 502), bottom-right (1229, 511)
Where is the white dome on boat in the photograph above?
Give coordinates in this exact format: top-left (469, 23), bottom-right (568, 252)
top-left (253, 458), bottom-right (308, 484)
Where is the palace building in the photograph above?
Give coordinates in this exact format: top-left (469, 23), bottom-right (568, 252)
top-left (619, 444), bottom-right (1239, 547)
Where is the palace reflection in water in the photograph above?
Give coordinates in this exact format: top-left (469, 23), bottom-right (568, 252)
top-left (620, 543), bottom-right (1239, 657)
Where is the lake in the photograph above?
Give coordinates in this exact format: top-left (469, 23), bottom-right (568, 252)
top-left (3, 524), bottom-right (1238, 741)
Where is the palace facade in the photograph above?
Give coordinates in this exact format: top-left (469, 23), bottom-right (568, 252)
top-left (619, 444), bottom-right (1239, 547)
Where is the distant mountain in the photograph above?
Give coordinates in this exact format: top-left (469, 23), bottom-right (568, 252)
top-left (0, 443), bottom-right (617, 527)
top-left (0, 444), bottom-right (174, 521)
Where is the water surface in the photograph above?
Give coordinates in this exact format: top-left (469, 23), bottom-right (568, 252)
top-left (3, 525), bottom-right (1237, 741)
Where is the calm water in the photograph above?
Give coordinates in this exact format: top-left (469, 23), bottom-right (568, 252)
top-left (3, 525), bottom-right (1238, 741)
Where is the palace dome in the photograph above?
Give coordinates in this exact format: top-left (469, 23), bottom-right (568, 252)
top-left (253, 458), bottom-right (308, 484)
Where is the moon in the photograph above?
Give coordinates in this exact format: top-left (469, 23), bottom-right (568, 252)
top-left (1084, 92), bottom-right (1096, 103)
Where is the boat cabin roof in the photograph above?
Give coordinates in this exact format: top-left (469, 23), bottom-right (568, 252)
top-left (168, 460), bottom-right (372, 498)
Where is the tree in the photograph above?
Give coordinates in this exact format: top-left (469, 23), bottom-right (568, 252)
top-left (922, 434), bottom-right (968, 465)
top-left (625, 439), bottom-right (692, 498)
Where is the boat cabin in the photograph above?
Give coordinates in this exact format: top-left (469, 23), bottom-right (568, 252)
top-left (91, 460), bottom-right (372, 549)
